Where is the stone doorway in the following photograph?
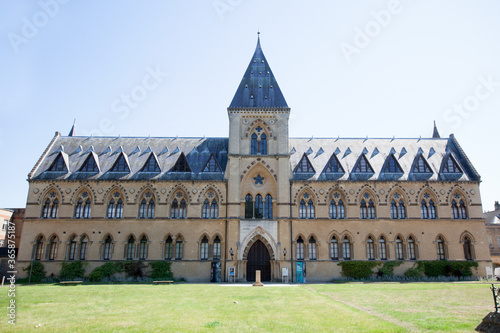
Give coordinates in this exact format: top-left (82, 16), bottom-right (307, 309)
top-left (246, 240), bottom-right (271, 282)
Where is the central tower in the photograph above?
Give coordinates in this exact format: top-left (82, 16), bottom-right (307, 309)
top-left (226, 35), bottom-right (291, 281)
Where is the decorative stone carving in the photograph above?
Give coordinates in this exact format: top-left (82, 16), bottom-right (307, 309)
top-left (33, 188), bottom-right (39, 194)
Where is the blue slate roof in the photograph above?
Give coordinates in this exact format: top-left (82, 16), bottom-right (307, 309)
top-left (229, 36), bottom-right (288, 109)
top-left (30, 135), bottom-right (228, 181)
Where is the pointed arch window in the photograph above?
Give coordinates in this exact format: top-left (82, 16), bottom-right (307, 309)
top-left (48, 236), bottom-right (58, 260)
top-left (139, 192), bottom-right (155, 219)
top-left (390, 196), bottom-right (406, 219)
top-left (421, 199), bottom-right (429, 219)
top-left (330, 198), bottom-right (345, 219)
top-left (68, 236), bottom-right (77, 261)
top-left (296, 236), bottom-right (304, 260)
top-left (366, 237), bottom-right (375, 260)
top-left (80, 236), bottom-right (88, 260)
top-left (107, 199), bottom-right (116, 218)
top-left (171, 192), bottom-right (187, 219)
top-left (103, 236), bottom-right (112, 260)
top-left (251, 133), bottom-right (258, 155)
top-left (126, 236), bottom-right (135, 260)
top-left (213, 236), bottom-right (221, 260)
top-left (34, 236), bottom-right (44, 261)
top-left (307, 199), bottom-right (315, 219)
top-left (437, 237), bottom-right (446, 260)
top-left (260, 133), bottom-right (267, 155)
top-left (368, 200), bottom-right (376, 219)
top-left (250, 129), bottom-right (267, 155)
top-left (139, 236), bottom-right (148, 260)
top-left (421, 194), bottom-right (437, 219)
top-left (175, 238), bottom-right (183, 260)
top-left (299, 199), bottom-right (307, 219)
top-left (42, 192), bottom-right (59, 218)
top-left (200, 236), bottom-right (209, 260)
top-left (330, 236), bottom-right (339, 260)
top-left (254, 194), bottom-right (263, 219)
top-left (42, 199), bottom-right (50, 218)
top-left (360, 200), bottom-right (368, 219)
top-left (264, 194), bottom-right (273, 219)
top-left (74, 192), bottom-right (92, 219)
top-left (452, 199), bottom-right (467, 219)
top-left (379, 237), bottom-right (387, 260)
top-left (342, 236), bottom-right (351, 260)
top-left (395, 236), bottom-right (404, 260)
top-left (308, 237), bottom-right (317, 260)
top-left (390, 200), bottom-right (398, 219)
top-left (408, 236), bottom-right (416, 260)
top-left (245, 194), bottom-right (253, 219)
top-left (463, 236), bottom-right (473, 260)
top-left (50, 199), bottom-right (59, 218)
top-left (202, 199), bottom-right (210, 218)
top-left (164, 236), bottom-right (173, 260)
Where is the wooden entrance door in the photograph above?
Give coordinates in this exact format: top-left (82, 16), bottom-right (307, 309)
top-left (246, 240), bottom-right (271, 282)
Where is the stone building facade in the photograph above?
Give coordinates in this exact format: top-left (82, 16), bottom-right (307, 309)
top-left (17, 36), bottom-right (490, 282)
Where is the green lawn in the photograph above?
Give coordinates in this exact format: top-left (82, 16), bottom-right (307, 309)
top-left (0, 282), bottom-right (494, 332)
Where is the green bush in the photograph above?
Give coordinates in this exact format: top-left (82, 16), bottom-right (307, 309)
top-left (123, 261), bottom-right (146, 279)
top-left (149, 261), bottom-right (174, 280)
top-left (60, 261), bottom-right (86, 280)
top-left (88, 262), bottom-right (124, 282)
top-left (413, 261), bottom-right (478, 278)
top-left (23, 262), bottom-right (46, 283)
top-left (377, 261), bottom-right (403, 277)
top-left (338, 261), bottom-right (378, 279)
top-left (404, 263), bottom-right (424, 279)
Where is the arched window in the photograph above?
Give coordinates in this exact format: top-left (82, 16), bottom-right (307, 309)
top-left (42, 199), bottom-right (50, 218)
top-left (330, 236), bottom-right (339, 260)
top-left (307, 199), bottom-right (315, 219)
top-left (463, 236), bottom-right (473, 260)
top-left (213, 236), bottom-right (221, 260)
top-left (83, 199), bottom-right (91, 218)
top-left (179, 199), bottom-right (186, 218)
top-left (368, 200), bottom-right (376, 219)
top-left (342, 236), bottom-right (351, 260)
top-left (398, 200), bottom-right (405, 219)
top-left (459, 200), bottom-right (467, 219)
top-left (48, 236), bottom-right (58, 260)
top-left (395, 236), bottom-right (404, 260)
top-left (429, 200), bottom-right (436, 219)
top-left (211, 200), bottom-right (218, 218)
top-left (390, 200), bottom-right (398, 219)
top-left (103, 236), bottom-right (112, 260)
top-left (41, 191), bottom-right (59, 218)
top-left (451, 200), bottom-right (459, 219)
top-left (408, 236), bottom-right (416, 260)
top-left (171, 199), bottom-right (178, 218)
top-left (330, 197), bottom-right (345, 219)
top-left (200, 236), bottom-right (209, 260)
top-left (107, 196), bottom-right (124, 219)
top-left (68, 235), bottom-right (77, 261)
top-left (299, 199), bottom-right (307, 219)
top-left (330, 199), bottom-right (337, 219)
top-left (296, 236), bottom-right (304, 260)
top-left (139, 192), bottom-right (155, 219)
top-left (164, 236), bottom-right (173, 260)
top-left (74, 191), bottom-right (92, 219)
top-left (421, 200), bottom-right (429, 219)
top-left (35, 236), bottom-right (44, 261)
top-left (75, 199), bottom-right (83, 218)
top-left (245, 195), bottom-right (253, 219)
top-left (126, 236), bottom-right (135, 260)
top-left (175, 237), bottom-right (183, 260)
top-left (264, 194), bottom-right (273, 219)
top-left (366, 237), bottom-right (375, 260)
top-left (148, 199), bottom-right (156, 218)
top-left (360, 200), bottom-right (367, 219)
top-left (308, 237), bottom-right (317, 260)
top-left (254, 194), bottom-right (263, 219)
top-left (139, 236), bottom-right (148, 260)
top-left (80, 236), bottom-right (88, 260)
top-left (251, 133), bottom-right (258, 155)
top-left (260, 133), bottom-right (267, 155)
top-left (437, 236), bottom-right (446, 260)
top-left (202, 199), bottom-right (210, 218)
top-left (379, 236), bottom-right (387, 260)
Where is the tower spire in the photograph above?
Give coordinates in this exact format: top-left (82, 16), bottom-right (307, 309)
top-left (432, 120), bottom-right (440, 138)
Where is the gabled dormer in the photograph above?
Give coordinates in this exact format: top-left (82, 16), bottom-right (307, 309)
top-left (294, 153), bottom-right (315, 173)
top-left (110, 153), bottom-right (130, 173)
top-left (171, 153), bottom-right (191, 172)
top-left (202, 154), bottom-right (222, 172)
top-left (79, 153), bottom-right (99, 172)
top-left (141, 153), bottom-right (161, 173)
top-left (48, 152), bottom-right (69, 172)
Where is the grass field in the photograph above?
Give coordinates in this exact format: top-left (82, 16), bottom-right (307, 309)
top-left (0, 282), bottom-right (494, 332)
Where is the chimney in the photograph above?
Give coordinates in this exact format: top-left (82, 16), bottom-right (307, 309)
top-left (495, 201), bottom-right (500, 211)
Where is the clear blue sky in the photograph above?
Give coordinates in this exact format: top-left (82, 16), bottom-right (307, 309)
top-left (0, 0), bottom-right (498, 210)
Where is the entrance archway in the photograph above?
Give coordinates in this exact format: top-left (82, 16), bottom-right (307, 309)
top-left (246, 240), bottom-right (271, 282)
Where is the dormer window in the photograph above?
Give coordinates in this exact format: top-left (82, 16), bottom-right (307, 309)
top-left (48, 153), bottom-right (68, 172)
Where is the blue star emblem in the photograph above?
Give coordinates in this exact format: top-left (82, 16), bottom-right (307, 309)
top-left (254, 174), bottom-right (264, 185)
top-left (303, 193), bottom-right (310, 199)
top-left (333, 193), bottom-right (339, 199)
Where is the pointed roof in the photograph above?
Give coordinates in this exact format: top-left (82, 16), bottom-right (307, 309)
top-left (68, 119), bottom-right (76, 136)
top-left (229, 34), bottom-right (288, 109)
top-left (432, 121), bottom-right (440, 138)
